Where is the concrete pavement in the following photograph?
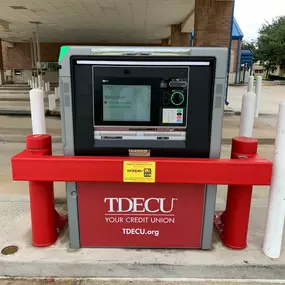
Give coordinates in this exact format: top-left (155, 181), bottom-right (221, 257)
top-left (1, 279), bottom-right (285, 284)
top-left (0, 116), bottom-right (61, 143)
top-left (0, 117), bottom-right (277, 280)
top-left (1, 196), bottom-right (285, 279)
top-left (227, 85), bottom-right (285, 115)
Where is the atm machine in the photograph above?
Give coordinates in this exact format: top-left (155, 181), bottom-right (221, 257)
top-left (59, 46), bottom-right (228, 249)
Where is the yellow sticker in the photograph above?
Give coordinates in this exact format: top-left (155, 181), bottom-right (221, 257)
top-left (123, 161), bottom-right (156, 183)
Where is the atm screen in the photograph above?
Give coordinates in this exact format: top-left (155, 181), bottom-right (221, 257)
top-left (102, 85), bottom-right (151, 122)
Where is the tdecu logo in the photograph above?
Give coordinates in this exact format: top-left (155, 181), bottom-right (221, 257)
top-left (104, 197), bottom-right (178, 213)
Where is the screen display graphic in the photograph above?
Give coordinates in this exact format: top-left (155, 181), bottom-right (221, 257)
top-left (103, 85), bottom-right (151, 122)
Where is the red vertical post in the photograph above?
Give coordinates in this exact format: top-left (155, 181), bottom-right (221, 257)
top-left (26, 134), bottom-right (57, 247)
top-left (222, 137), bottom-right (258, 249)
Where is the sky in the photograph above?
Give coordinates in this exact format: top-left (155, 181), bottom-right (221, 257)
top-left (234, 0), bottom-right (285, 41)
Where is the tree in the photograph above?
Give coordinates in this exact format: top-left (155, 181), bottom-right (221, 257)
top-left (256, 16), bottom-right (285, 78)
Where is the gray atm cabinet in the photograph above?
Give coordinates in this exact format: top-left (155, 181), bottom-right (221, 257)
top-left (59, 46), bottom-right (228, 249)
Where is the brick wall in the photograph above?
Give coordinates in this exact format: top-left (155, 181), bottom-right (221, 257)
top-left (194, 0), bottom-right (234, 47)
top-left (171, 24), bottom-right (190, 47)
top-left (230, 39), bottom-right (242, 73)
top-left (1, 42), bottom-right (68, 70)
top-left (0, 41), bottom-right (3, 70)
top-left (1, 42), bottom-right (161, 71)
top-left (0, 40), bottom-right (4, 84)
top-left (2, 42), bottom-right (32, 70)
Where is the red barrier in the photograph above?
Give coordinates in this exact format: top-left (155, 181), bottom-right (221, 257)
top-left (214, 137), bottom-right (259, 249)
top-left (25, 135), bottom-right (67, 247)
top-left (11, 135), bottom-right (272, 248)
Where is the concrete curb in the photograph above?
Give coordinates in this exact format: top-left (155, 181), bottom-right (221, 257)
top-left (0, 110), bottom-right (60, 117)
top-left (234, 111), bottom-right (277, 117)
top-left (0, 97), bottom-right (35, 102)
top-left (2, 262), bottom-right (285, 279)
top-left (222, 138), bottom-right (275, 145)
top-left (0, 135), bottom-right (62, 143)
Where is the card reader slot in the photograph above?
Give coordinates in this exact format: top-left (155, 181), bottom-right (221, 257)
top-left (157, 137), bottom-right (169, 140)
top-left (95, 135), bottom-right (185, 141)
top-left (101, 136), bottom-right (123, 139)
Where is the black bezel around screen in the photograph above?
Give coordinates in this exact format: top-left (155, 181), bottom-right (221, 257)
top-left (93, 66), bottom-right (189, 127)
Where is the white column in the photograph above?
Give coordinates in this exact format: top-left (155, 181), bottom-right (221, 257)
top-left (35, 23), bottom-right (41, 74)
top-left (34, 77), bottom-right (38, 89)
top-left (38, 74), bottom-right (42, 89)
top-left (29, 88), bottom-right (46, 134)
top-left (255, 76), bottom-right (262, 118)
top-left (45, 82), bottom-right (50, 92)
top-left (30, 40), bottom-right (34, 69)
top-left (32, 33), bottom-right (38, 75)
top-left (263, 101), bottom-right (285, 259)
top-left (48, 94), bottom-right (56, 111)
top-left (247, 75), bottom-right (254, 92)
top-left (55, 87), bottom-right (59, 100)
top-left (239, 91), bottom-right (256, 137)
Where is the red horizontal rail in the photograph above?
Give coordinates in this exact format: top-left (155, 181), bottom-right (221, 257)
top-left (11, 150), bottom-right (272, 185)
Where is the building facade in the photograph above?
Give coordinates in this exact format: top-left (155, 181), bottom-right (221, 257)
top-left (0, 0), bottom-right (234, 84)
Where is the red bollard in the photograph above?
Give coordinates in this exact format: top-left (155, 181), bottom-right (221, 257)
top-left (215, 137), bottom-right (258, 249)
top-left (26, 135), bottom-right (62, 247)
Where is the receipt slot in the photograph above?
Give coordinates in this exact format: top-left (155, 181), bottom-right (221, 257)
top-left (59, 46), bottom-right (228, 249)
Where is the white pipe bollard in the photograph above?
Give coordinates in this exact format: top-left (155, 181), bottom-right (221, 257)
top-left (29, 88), bottom-right (46, 134)
top-left (247, 75), bottom-right (254, 92)
top-left (34, 77), bottom-right (38, 89)
top-left (33, 80), bottom-right (36, 89)
top-left (45, 82), bottom-right (50, 92)
top-left (44, 82), bottom-right (48, 93)
top-left (37, 74), bottom-right (42, 89)
top-left (255, 76), bottom-right (262, 118)
top-left (239, 91), bottom-right (256, 137)
top-left (55, 87), bottom-right (59, 100)
top-left (48, 93), bottom-right (56, 111)
top-left (263, 101), bottom-right (285, 259)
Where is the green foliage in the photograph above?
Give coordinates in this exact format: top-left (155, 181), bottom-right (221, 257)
top-left (256, 16), bottom-right (285, 77)
top-left (242, 40), bottom-right (258, 63)
top-left (242, 40), bottom-right (256, 53)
